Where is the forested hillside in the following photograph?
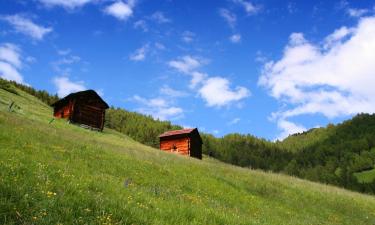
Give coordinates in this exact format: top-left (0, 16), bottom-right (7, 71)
top-left (2, 78), bottom-right (374, 194)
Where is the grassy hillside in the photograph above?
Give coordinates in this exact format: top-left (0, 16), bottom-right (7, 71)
top-left (3, 78), bottom-right (375, 194)
top-left (1, 87), bottom-right (375, 225)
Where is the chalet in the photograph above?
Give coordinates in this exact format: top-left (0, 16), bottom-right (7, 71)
top-left (159, 128), bottom-right (202, 159)
top-left (51, 90), bottom-right (109, 131)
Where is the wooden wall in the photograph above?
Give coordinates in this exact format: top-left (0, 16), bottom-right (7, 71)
top-left (53, 101), bottom-right (74, 119)
top-left (160, 137), bottom-right (190, 156)
top-left (53, 100), bottom-right (105, 130)
top-left (72, 104), bottom-right (105, 130)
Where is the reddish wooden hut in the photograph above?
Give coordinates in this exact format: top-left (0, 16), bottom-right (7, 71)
top-left (51, 90), bottom-right (109, 131)
top-left (159, 128), bottom-right (202, 159)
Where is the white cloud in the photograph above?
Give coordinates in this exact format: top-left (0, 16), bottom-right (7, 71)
top-left (0, 43), bottom-right (24, 83)
top-left (0, 62), bottom-right (23, 83)
top-left (228, 118), bottom-right (241, 125)
top-left (259, 16), bottom-right (375, 138)
top-left (276, 119), bottom-right (306, 140)
top-left (131, 95), bottom-right (183, 120)
top-left (190, 71), bottom-right (207, 89)
top-left (232, 0), bottom-right (260, 15)
top-left (168, 55), bottom-right (203, 74)
top-left (347, 8), bottom-right (369, 17)
top-left (323, 26), bottom-right (354, 48)
top-left (219, 8), bottom-right (236, 28)
top-left (53, 76), bottom-right (86, 97)
top-left (199, 77), bottom-right (250, 107)
top-left (37, 0), bottom-right (93, 9)
top-left (169, 55), bottom-right (249, 106)
top-left (230, 34), bottom-right (241, 43)
top-left (104, 1), bottom-right (134, 21)
top-left (0, 43), bottom-right (22, 68)
top-left (129, 44), bottom-right (148, 61)
top-left (1, 14), bottom-right (52, 41)
top-left (182, 31), bottom-right (195, 43)
top-left (150, 11), bottom-right (171, 23)
top-left (168, 56), bottom-right (208, 88)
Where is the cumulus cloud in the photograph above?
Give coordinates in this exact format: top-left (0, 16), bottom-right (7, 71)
top-left (219, 8), bottom-right (236, 28)
top-left (169, 55), bottom-right (250, 106)
top-left (129, 44), bottom-right (148, 61)
top-left (230, 34), bottom-right (241, 43)
top-left (0, 43), bottom-right (24, 83)
top-left (199, 77), bottom-right (250, 107)
top-left (259, 16), bottom-right (375, 139)
top-left (1, 14), bottom-right (52, 41)
top-left (104, 1), bottom-right (135, 21)
top-left (37, 0), bottom-right (93, 9)
top-left (232, 0), bottom-right (260, 15)
top-left (131, 95), bottom-right (183, 120)
top-left (53, 76), bottom-right (86, 97)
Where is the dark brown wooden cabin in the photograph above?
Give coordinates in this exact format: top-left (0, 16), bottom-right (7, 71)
top-left (159, 128), bottom-right (202, 159)
top-left (51, 90), bottom-right (109, 131)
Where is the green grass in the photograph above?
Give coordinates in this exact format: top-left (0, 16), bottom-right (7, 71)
top-left (1, 88), bottom-right (375, 225)
top-left (355, 167), bottom-right (375, 184)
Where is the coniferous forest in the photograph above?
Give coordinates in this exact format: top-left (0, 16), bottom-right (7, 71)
top-left (2, 78), bottom-right (374, 194)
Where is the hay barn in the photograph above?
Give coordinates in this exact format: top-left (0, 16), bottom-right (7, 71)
top-left (159, 128), bottom-right (202, 159)
top-left (51, 90), bottom-right (109, 131)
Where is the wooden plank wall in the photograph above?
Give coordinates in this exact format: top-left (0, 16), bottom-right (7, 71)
top-left (160, 137), bottom-right (190, 156)
top-left (72, 104), bottom-right (104, 130)
top-left (54, 101), bottom-right (73, 119)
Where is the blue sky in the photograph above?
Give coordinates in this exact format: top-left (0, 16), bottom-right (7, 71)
top-left (1, 0), bottom-right (375, 140)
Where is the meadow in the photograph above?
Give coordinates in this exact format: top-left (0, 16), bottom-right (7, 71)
top-left (1, 87), bottom-right (375, 224)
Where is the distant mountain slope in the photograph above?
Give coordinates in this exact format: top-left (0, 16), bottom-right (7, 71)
top-left (277, 125), bottom-right (335, 152)
top-left (288, 114), bottom-right (375, 186)
top-left (1, 81), bottom-right (375, 224)
top-left (280, 115), bottom-right (375, 153)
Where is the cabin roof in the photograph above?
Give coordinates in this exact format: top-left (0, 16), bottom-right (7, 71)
top-left (51, 90), bottom-right (109, 109)
top-left (159, 128), bottom-right (195, 138)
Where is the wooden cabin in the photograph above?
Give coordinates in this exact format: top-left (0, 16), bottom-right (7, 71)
top-left (51, 90), bottom-right (109, 131)
top-left (159, 128), bottom-right (203, 159)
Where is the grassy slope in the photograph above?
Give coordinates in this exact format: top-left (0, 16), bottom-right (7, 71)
top-left (1, 88), bottom-right (375, 225)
